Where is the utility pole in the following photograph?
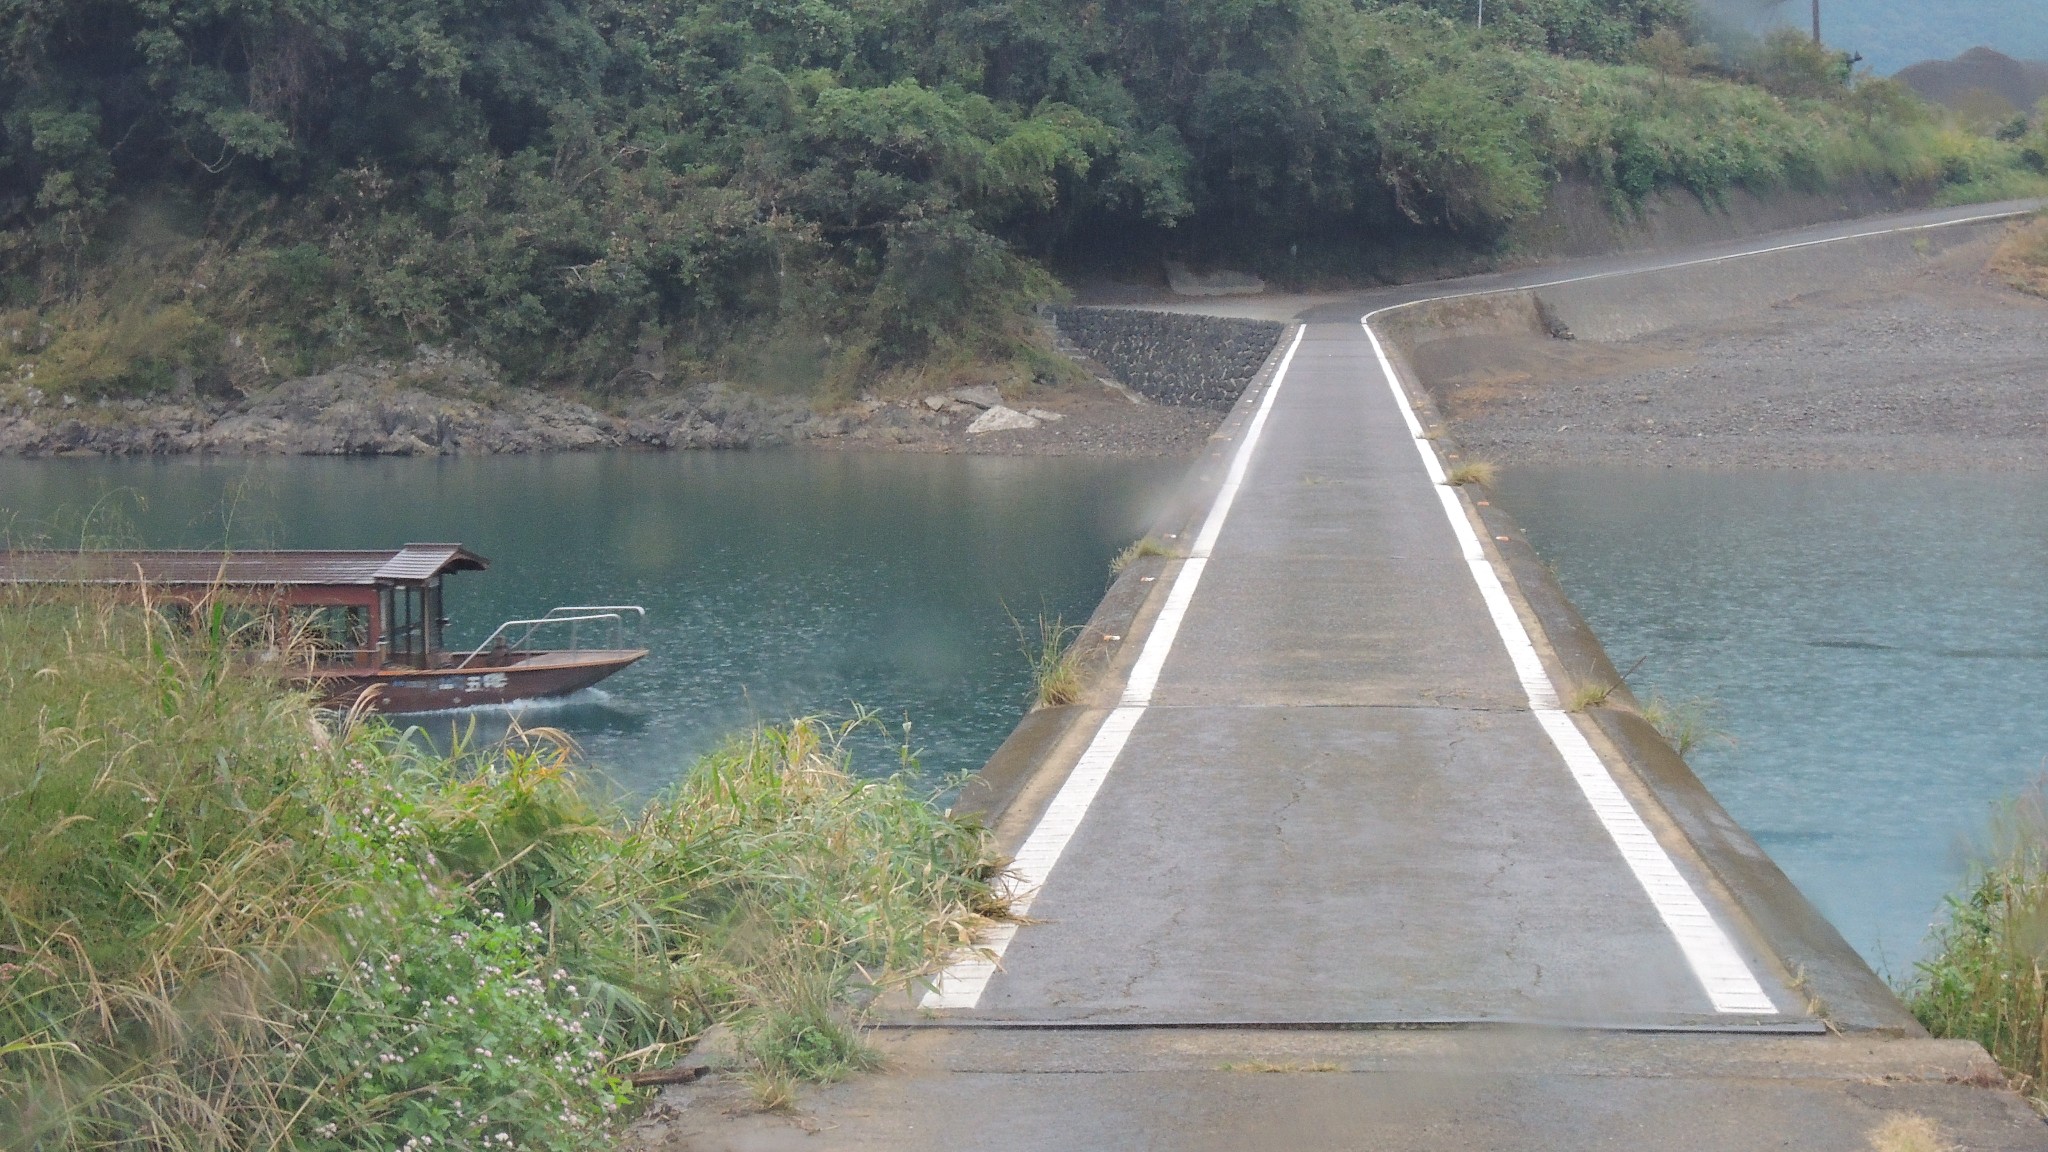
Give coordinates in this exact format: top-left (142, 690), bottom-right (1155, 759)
top-left (1477, 0), bottom-right (1483, 29)
top-left (1811, 0), bottom-right (1820, 44)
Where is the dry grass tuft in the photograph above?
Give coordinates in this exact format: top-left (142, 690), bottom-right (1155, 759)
top-left (1445, 460), bottom-right (1497, 487)
top-left (1989, 215), bottom-right (2048, 298)
top-left (1868, 1113), bottom-right (1954, 1152)
top-left (1567, 682), bottom-right (1615, 711)
top-left (1108, 536), bottom-right (1178, 577)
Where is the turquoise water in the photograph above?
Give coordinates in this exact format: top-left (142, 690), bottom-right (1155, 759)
top-left (0, 453), bottom-right (1183, 795)
top-left (1497, 467), bottom-right (2048, 970)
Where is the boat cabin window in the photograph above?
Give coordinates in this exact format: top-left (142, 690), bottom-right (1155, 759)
top-left (288, 605), bottom-right (370, 667)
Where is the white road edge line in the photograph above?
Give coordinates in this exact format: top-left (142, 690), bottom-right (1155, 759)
top-left (1382, 205), bottom-right (2033, 315)
top-left (1360, 315), bottom-right (1776, 1015)
top-left (920, 325), bottom-right (1307, 1011)
top-left (1349, 207), bottom-right (2034, 1014)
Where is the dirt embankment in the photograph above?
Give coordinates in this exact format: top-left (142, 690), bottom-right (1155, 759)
top-left (0, 311), bottom-right (1282, 459)
top-left (1410, 229), bottom-right (2048, 470)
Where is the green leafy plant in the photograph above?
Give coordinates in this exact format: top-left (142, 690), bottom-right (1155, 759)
top-left (0, 0), bottom-right (2034, 400)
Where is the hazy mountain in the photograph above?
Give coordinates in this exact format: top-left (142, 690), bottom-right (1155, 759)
top-left (1743, 1), bottom-right (2048, 76)
top-left (1895, 48), bottom-right (2048, 117)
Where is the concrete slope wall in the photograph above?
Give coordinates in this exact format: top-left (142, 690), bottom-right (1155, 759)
top-left (1508, 176), bottom-right (1930, 263)
top-left (1532, 220), bottom-right (2001, 342)
top-left (1378, 216), bottom-right (2008, 355)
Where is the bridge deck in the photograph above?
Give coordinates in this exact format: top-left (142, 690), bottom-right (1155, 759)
top-left (941, 321), bottom-right (1800, 1027)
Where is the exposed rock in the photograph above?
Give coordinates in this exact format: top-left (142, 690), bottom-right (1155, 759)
top-left (0, 349), bottom-right (864, 456)
top-left (680, 1023), bottom-right (742, 1073)
top-left (948, 384), bottom-right (1003, 408)
top-left (0, 323), bottom-right (1256, 457)
top-left (967, 404), bottom-right (1041, 434)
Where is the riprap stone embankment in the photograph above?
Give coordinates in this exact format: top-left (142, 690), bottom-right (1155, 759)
top-left (1046, 307), bottom-right (1284, 409)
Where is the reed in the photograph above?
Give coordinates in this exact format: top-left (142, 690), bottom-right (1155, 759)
top-left (0, 587), bottom-right (1005, 1146)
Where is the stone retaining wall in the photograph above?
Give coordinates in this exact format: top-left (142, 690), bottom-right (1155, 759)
top-left (1048, 307), bottom-right (1285, 410)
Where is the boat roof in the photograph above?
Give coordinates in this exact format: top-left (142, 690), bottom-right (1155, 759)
top-left (0, 544), bottom-right (490, 588)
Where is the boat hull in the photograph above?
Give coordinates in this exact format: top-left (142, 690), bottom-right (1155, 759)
top-left (313, 649), bottom-right (648, 712)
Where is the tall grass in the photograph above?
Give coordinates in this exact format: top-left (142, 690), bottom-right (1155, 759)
top-left (1639, 693), bottom-right (1722, 758)
top-left (1909, 787), bottom-right (2048, 1103)
top-left (1016, 614), bottom-right (1085, 709)
top-left (0, 587), bottom-right (1005, 1148)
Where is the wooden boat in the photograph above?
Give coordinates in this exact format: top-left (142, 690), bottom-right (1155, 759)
top-left (0, 544), bottom-right (647, 712)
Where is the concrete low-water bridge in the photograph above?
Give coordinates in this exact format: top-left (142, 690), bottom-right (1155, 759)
top-left (667, 203), bottom-right (2048, 1150)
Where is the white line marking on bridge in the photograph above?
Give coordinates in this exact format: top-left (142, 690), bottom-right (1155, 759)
top-left (1346, 206), bottom-right (2035, 1014)
top-left (1361, 314), bottom-right (1779, 1015)
top-left (920, 325), bottom-right (1307, 1010)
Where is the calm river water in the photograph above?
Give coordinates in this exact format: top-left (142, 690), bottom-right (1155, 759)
top-left (1498, 467), bottom-right (2048, 969)
top-left (0, 453), bottom-right (1183, 795)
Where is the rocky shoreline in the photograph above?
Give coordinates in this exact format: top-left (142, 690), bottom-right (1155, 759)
top-left (0, 310), bottom-right (1283, 458)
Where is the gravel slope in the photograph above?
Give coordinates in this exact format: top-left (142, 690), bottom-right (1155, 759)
top-left (1421, 237), bottom-right (2048, 470)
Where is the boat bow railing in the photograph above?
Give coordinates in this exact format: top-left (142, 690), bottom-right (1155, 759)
top-left (453, 605), bottom-right (646, 669)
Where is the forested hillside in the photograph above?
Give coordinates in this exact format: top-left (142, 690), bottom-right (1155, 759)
top-left (0, 0), bottom-right (2041, 401)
